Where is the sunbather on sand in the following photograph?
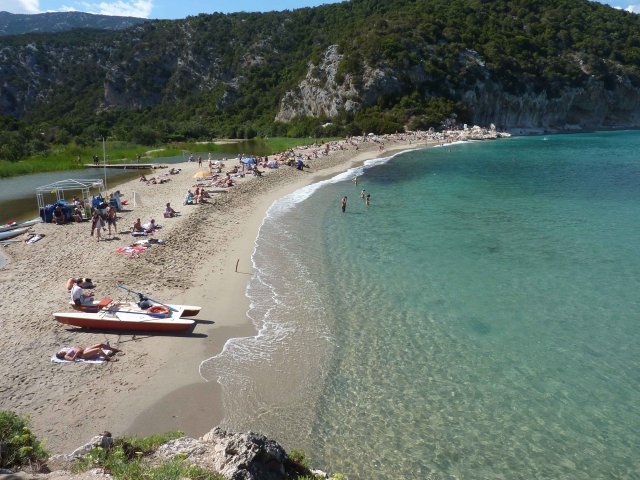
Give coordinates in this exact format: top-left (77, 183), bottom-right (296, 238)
top-left (166, 202), bottom-right (178, 216)
top-left (56, 343), bottom-right (121, 362)
top-left (143, 219), bottom-right (159, 232)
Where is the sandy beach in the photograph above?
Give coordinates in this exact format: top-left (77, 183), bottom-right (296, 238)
top-left (0, 131), bottom-right (497, 454)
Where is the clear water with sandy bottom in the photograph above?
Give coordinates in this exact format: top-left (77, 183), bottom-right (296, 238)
top-left (202, 131), bottom-right (640, 479)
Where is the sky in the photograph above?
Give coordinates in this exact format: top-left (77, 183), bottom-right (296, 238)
top-left (1, 0), bottom-right (639, 19)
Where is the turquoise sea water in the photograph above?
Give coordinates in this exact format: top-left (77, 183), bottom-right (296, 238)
top-left (201, 131), bottom-right (640, 479)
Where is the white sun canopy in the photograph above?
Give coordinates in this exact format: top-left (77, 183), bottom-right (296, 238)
top-left (36, 178), bottom-right (104, 210)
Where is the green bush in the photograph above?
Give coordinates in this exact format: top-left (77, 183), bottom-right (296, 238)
top-left (0, 411), bottom-right (48, 470)
top-left (288, 448), bottom-right (310, 470)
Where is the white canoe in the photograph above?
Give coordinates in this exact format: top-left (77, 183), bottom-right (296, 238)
top-left (0, 218), bottom-right (41, 233)
top-left (0, 227), bottom-right (31, 241)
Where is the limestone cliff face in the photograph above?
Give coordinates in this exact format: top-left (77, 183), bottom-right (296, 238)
top-left (276, 45), bottom-right (359, 122)
top-left (463, 77), bottom-right (640, 132)
top-left (276, 45), bottom-right (640, 132)
top-left (276, 45), bottom-right (407, 123)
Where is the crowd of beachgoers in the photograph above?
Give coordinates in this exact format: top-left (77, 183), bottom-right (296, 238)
top-left (0, 126), bottom-right (506, 455)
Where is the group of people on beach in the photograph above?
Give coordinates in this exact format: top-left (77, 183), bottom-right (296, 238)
top-left (132, 218), bottom-right (160, 234)
top-left (140, 168), bottom-right (181, 185)
top-left (59, 277), bottom-right (127, 361)
top-left (90, 204), bottom-right (117, 242)
top-left (183, 188), bottom-right (210, 206)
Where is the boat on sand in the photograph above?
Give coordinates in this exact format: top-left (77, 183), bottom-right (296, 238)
top-left (0, 218), bottom-right (41, 233)
top-left (0, 227), bottom-right (32, 241)
top-left (54, 298), bottom-right (199, 332)
top-left (54, 285), bottom-right (202, 332)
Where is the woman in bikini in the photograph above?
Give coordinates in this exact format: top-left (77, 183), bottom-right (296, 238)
top-left (56, 343), bottom-right (121, 361)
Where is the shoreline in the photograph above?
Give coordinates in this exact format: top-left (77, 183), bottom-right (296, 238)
top-left (116, 141), bottom-right (435, 443)
top-left (0, 131), bottom-right (495, 454)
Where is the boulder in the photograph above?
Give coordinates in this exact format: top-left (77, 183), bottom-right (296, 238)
top-left (154, 427), bottom-right (289, 480)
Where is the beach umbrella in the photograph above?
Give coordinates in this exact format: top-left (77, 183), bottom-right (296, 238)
top-left (193, 171), bottom-right (210, 179)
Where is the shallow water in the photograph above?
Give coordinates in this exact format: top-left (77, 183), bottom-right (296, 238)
top-left (202, 132), bottom-right (640, 479)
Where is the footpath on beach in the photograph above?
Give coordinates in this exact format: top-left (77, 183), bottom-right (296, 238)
top-left (0, 127), bottom-right (506, 455)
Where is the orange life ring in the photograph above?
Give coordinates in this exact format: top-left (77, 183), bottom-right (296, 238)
top-left (147, 305), bottom-right (170, 315)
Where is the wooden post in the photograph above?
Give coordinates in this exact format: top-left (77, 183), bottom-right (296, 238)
top-left (235, 258), bottom-right (239, 273)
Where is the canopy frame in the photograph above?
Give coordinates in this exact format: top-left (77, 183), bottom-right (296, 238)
top-left (35, 178), bottom-right (105, 210)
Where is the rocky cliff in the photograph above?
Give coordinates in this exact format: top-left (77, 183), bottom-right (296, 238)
top-left (276, 44), bottom-right (640, 133)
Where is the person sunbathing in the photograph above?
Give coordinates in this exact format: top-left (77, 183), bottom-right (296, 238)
top-left (56, 343), bottom-right (121, 362)
top-left (143, 219), bottom-right (159, 232)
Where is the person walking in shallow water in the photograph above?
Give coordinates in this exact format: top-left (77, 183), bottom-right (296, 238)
top-left (365, 194), bottom-right (370, 206)
top-left (341, 195), bottom-right (347, 213)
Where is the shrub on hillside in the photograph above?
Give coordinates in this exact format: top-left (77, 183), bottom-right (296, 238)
top-left (0, 411), bottom-right (48, 470)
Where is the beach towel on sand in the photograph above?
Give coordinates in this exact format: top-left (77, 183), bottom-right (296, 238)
top-left (51, 355), bottom-right (106, 364)
top-left (115, 246), bottom-right (147, 255)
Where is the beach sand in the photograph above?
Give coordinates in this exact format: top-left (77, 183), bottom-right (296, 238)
top-left (0, 135), bottom-right (437, 454)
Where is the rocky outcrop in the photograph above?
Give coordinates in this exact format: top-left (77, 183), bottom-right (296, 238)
top-left (276, 45), bottom-right (406, 123)
top-left (48, 432), bottom-right (114, 465)
top-left (275, 45), bottom-right (640, 132)
top-left (3, 428), bottom-right (318, 480)
top-left (458, 73), bottom-right (640, 132)
top-left (154, 427), bottom-right (292, 480)
top-left (276, 45), bottom-right (359, 122)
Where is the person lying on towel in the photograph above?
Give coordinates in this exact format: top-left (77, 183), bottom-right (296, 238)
top-left (56, 343), bottom-right (121, 362)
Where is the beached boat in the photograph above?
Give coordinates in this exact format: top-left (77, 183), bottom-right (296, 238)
top-left (0, 218), bottom-right (41, 233)
top-left (70, 297), bottom-right (201, 317)
top-left (54, 300), bottom-right (198, 332)
top-left (0, 227), bottom-right (32, 241)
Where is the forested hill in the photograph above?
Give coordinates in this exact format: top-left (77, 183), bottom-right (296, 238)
top-left (2, 0), bottom-right (640, 160)
top-left (0, 11), bottom-right (146, 35)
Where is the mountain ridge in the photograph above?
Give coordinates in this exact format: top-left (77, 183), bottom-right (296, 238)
top-left (1, 0), bottom-right (640, 161)
top-left (0, 10), bottom-right (147, 36)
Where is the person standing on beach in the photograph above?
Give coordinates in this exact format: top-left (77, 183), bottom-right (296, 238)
top-left (91, 211), bottom-right (104, 242)
top-left (341, 195), bottom-right (347, 213)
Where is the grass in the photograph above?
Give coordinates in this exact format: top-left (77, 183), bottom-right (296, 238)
top-left (72, 432), bottom-right (222, 480)
top-left (0, 137), bottom-right (341, 178)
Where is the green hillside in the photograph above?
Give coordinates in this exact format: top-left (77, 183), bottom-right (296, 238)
top-left (1, 0), bottom-right (640, 162)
